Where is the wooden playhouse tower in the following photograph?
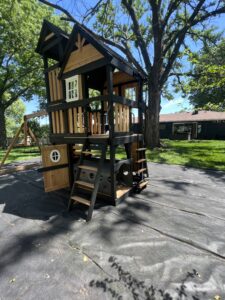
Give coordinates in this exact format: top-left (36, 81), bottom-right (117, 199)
top-left (36, 20), bottom-right (148, 221)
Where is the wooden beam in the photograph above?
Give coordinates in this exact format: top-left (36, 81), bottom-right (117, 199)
top-left (28, 127), bottom-right (41, 151)
top-left (24, 110), bottom-right (47, 120)
top-left (0, 123), bottom-right (24, 169)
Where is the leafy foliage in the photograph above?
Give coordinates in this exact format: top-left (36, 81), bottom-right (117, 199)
top-left (5, 98), bottom-right (25, 137)
top-left (38, 0), bottom-right (225, 147)
top-left (28, 119), bottom-right (49, 139)
top-left (0, 0), bottom-right (71, 147)
top-left (184, 41), bottom-right (225, 111)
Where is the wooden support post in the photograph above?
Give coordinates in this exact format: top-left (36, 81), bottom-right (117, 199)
top-left (100, 89), bottom-right (105, 134)
top-left (82, 74), bottom-right (89, 135)
top-left (0, 123), bottom-right (24, 169)
top-left (125, 143), bottom-right (131, 159)
top-left (43, 56), bottom-right (53, 133)
top-left (138, 78), bottom-right (143, 134)
top-left (28, 127), bottom-right (41, 151)
top-left (67, 144), bottom-right (74, 188)
top-left (107, 65), bottom-right (116, 202)
top-left (24, 116), bottom-right (28, 146)
top-left (107, 65), bottom-right (114, 139)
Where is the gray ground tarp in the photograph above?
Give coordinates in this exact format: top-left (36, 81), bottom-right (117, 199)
top-left (0, 162), bottom-right (225, 299)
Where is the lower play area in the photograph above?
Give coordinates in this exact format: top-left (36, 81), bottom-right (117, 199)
top-left (0, 162), bottom-right (225, 299)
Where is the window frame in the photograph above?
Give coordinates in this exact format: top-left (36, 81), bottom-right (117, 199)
top-left (65, 75), bottom-right (79, 102)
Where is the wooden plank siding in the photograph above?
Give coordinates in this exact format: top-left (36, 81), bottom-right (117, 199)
top-left (41, 144), bottom-right (69, 192)
top-left (114, 104), bottom-right (130, 132)
top-left (67, 107), bottom-right (84, 133)
top-left (64, 44), bottom-right (104, 74)
top-left (48, 68), bottom-right (63, 101)
top-left (51, 110), bottom-right (65, 134)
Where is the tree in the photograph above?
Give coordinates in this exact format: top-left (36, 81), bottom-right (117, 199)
top-left (184, 40), bottom-right (225, 111)
top-left (28, 119), bottom-right (49, 139)
top-left (5, 98), bottom-right (26, 137)
top-left (0, 0), bottom-right (70, 149)
top-left (39, 0), bottom-right (225, 148)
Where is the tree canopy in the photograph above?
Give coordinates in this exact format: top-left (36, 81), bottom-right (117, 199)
top-left (0, 0), bottom-right (71, 148)
top-left (5, 98), bottom-right (25, 137)
top-left (40, 0), bottom-right (225, 148)
top-left (183, 40), bottom-right (225, 111)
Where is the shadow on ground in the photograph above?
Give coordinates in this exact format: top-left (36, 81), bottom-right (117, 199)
top-left (89, 256), bottom-right (205, 300)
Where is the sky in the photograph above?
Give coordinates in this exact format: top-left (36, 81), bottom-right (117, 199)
top-left (25, 1), bottom-right (225, 116)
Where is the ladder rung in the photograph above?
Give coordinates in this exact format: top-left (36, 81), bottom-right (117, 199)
top-left (136, 148), bottom-right (147, 152)
top-left (138, 180), bottom-right (148, 189)
top-left (137, 168), bottom-right (147, 174)
top-left (71, 195), bottom-right (90, 206)
top-left (75, 180), bottom-right (94, 189)
top-left (136, 159), bottom-right (146, 163)
top-left (82, 151), bottom-right (92, 155)
top-left (78, 165), bottom-right (98, 172)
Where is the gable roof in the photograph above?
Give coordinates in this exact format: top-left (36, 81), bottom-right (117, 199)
top-left (36, 20), bottom-right (70, 61)
top-left (160, 110), bottom-right (225, 123)
top-left (36, 20), bottom-right (144, 78)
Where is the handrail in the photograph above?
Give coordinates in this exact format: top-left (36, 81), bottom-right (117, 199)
top-left (47, 95), bottom-right (138, 112)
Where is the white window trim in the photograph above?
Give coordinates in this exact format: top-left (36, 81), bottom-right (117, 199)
top-left (65, 75), bottom-right (79, 102)
top-left (50, 149), bottom-right (61, 163)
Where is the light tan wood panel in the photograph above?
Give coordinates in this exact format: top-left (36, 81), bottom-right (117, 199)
top-left (51, 112), bottom-right (56, 133)
top-left (64, 44), bottom-right (103, 74)
top-left (73, 108), bottom-right (78, 133)
top-left (59, 110), bottom-right (64, 133)
top-left (97, 112), bottom-right (101, 134)
top-left (41, 144), bottom-right (69, 192)
top-left (68, 108), bottom-right (73, 133)
top-left (48, 68), bottom-right (63, 101)
top-left (78, 107), bottom-right (83, 133)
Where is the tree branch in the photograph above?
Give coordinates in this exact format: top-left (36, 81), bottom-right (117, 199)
top-left (39, 0), bottom-right (75, 22)
top-left (122, 0), bottom-right (152, 70)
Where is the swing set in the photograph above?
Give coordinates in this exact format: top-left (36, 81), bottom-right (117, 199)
top-left (0, 110), bottom-right (47, 170)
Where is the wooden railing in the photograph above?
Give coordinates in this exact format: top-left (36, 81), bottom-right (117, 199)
top-left (47, 95), bottom-right (139, 135)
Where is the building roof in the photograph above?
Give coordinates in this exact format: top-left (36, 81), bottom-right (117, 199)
top-left (36, 20), bottom-right (145, 80)
top-left (160, 110), bottom-right (225, 123)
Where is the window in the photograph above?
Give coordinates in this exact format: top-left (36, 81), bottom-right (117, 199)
top-left (125, 87), bottom-right (136, 101)
top-left (50, 149), bottom-right (61, 163)
top-left (160, 124), bottom-right (166, 130)
top-left (65, 75), bottom-right (79, 102)
top-left (173, 123), bottom-right (192, 134)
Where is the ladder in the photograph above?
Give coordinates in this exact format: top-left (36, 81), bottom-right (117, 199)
top-left (135, 145), bottom-right (149, 191)
top-left (68, 140), bottom-right (107, 221)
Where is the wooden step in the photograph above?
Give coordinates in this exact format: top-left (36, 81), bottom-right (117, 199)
top-left (75, 180), bottom-right (94, 189)
top-left (136, 148), bottom-right (147, 152)
top-left (70, 195), bottom-right (90, 206)
top-left (138, 180), bottom-right (148, 189)
top-left (78, 165), bottom-right (98, 172)
top-left (137, 168), bottom-right (147, 174)
top-left (136, 159), bottom-right (146, 163)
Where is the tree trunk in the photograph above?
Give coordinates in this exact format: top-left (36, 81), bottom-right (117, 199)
top-left (144, 84), bottom-right (161, 149)
top-left (0, 105), bottom-right (7, 149)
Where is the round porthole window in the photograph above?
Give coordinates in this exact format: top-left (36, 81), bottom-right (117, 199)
top-left (50, 149), bottom-right (61, 163)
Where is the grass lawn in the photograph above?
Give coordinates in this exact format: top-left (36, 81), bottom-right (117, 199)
top-left (0, 146), bottom-right (40, 164)
top-left (116, 139), bottom-right (225, 171)
top-left (146, 140), bottom-right (225, 171)
top-left (1, 140), bottom-right (225, 172)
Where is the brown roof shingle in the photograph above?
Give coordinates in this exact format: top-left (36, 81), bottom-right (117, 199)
top-left (160, 110), bottom-right (225, 123)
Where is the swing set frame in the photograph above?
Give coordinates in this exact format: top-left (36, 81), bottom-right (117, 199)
top-left (0, 110), bottom-right (47, 170)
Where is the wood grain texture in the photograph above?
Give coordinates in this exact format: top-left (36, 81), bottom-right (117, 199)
top-left (64, 44), bottom-right (103, 74)
top-left (41, 144), bottom-right (69, 192)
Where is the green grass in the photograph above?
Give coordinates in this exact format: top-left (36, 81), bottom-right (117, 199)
top-left (1, 140), bottom-right (225, 172)
top-left (147, 140), bottom-right (225, 171)
top-left (116, 140), bottom-right (225, 171)
top-left (0, 146), bottom-right (40, 164)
